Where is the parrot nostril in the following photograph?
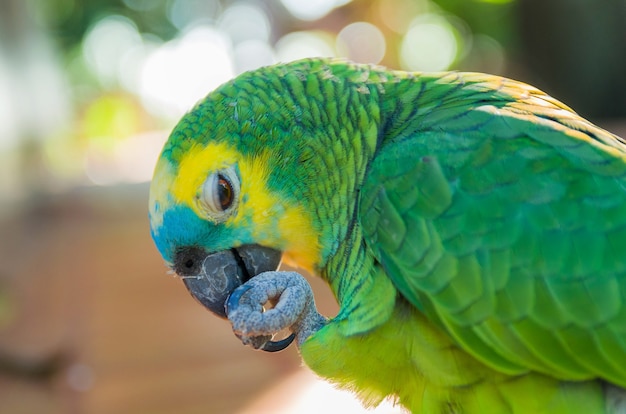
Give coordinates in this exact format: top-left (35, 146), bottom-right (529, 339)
top-left (173, 247), bottom-right (207, 276)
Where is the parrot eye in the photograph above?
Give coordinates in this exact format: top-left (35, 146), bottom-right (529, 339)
top-left (217, 175), bottom-right (234, 210)
top-left (199, 166), bottom-right (239, 222)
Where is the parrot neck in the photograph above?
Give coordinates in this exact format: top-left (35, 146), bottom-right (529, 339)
top-left (278, 79), bottom-right (385, 275)
top-left (252, 62), bottom-right (463, 304)
top-left (306, 72), bottom-right (428, 292)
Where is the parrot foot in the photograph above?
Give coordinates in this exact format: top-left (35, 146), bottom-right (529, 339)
top-left (226, 271), bottom-right (327, 352)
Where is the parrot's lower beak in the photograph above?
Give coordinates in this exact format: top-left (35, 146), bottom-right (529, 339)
top-left (174, 245), bottom-right (282, 318)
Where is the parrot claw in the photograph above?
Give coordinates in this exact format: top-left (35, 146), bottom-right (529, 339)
top-left (225, 283), bottom-right (254, 315)
top-left (227, 284), bottom-right (295, 352)
top-left (260, 333), bottom-right (296, 352)
top-left (226, 271), bottom-right (327, 351)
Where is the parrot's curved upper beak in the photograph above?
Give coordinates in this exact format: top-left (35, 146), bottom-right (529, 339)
top-left (173, 245), bottom-right (282, 318)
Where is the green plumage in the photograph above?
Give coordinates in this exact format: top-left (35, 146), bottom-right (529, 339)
top-left (280, 60), bottom-right (626, 412)
top-left (359, 72), bottom-right (626, 385)
top-left (150, 58), bottom-right (626, 413)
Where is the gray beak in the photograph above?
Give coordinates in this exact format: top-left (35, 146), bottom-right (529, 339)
top-left (173, 245), bottom-right (282, 318)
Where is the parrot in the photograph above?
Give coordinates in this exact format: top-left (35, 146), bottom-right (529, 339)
top-left (148, 58), bottom-right (626, 413)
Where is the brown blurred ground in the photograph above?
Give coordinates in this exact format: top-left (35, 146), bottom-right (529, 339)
top-left (0, 184), bottom-right (338, 414)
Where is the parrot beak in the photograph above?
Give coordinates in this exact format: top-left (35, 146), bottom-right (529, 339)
top-left (174, 245), bottom-right (282, 318)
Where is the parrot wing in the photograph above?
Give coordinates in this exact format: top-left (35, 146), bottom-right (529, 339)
top-left (359, 74), bottom-right (626, 388)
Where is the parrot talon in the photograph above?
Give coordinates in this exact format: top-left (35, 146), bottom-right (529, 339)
top-left (225, 283), bottom-right (253, 315)
top-left (228, 283), bottom-right (297, 352)
top-left (226, 271), bottom-right (327, 351)
top-left (260, 333), bottom-right (296, 352)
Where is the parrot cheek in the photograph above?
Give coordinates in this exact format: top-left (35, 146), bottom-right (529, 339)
top-left (174, 245), bottom-right (282, 318)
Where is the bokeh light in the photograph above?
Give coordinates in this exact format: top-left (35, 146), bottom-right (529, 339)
top-left (400, 13), bottom-right (461, 71)
top-left (275, 31), bottom-right (336, 62)
top-left (219, 2), bottom-right (274, 73)
top-left (336, 22), bottom-right (386, 64)
top-left (377, 0), bottom-right (429, 34)
top-left (233, 39), bottom-right (276, 73)
top-left (219, 2), bottom-right (272, 44)
top-left (281, 0), bottom-right (352, 21)
top-left (139, 25), bottom-right (234, 118)
top-left (168, 0), bottom-right (223, 30)
top-left (82, 15), bottom-right (143, 89)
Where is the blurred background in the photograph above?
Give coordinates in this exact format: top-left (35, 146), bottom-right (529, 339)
top-left (0, 0), bottom-right (624, 413)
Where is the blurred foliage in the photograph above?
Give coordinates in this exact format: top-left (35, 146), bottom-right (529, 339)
top-left (0, 0), bottom-right (623, 205)
top-left (33, 0), bottom-right (516, 60)
top-left (35, 0), bottom-right (178, 48)
top-left (80, 93), bottom-right (146, 146)
top-left (33, 0), bottom-right (520, 102)
top-left (31, 0), bottom-right (624, 117)
top-left (425, 0), bottom-right (517, 48)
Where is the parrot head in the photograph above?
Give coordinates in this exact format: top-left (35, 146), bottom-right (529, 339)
top-left (148, 63), bottom-right (330, 320)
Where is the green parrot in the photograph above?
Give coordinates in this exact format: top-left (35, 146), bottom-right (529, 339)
top-left (148, 58), bottom-right (626, 413)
